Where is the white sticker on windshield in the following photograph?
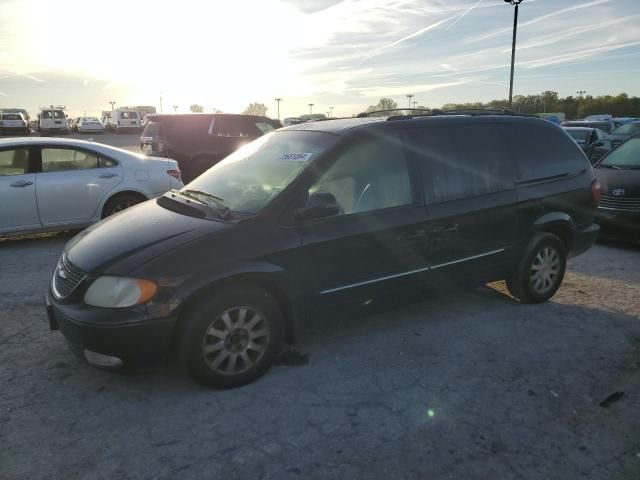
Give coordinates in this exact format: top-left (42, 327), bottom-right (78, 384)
top-left (280, 152), bottom-right (313, 162)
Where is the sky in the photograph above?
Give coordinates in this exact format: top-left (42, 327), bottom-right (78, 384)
top-left (0, 0), bottom-right (639, 118)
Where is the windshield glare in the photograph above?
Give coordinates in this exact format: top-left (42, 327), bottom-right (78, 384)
top-left (185, 130), bottom-right (339, 213)
top-left (600, 137), bottom-right (640, 167)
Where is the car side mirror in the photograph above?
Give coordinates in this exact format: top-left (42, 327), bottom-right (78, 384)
top-left (294, 192), bottom-right (339, 221)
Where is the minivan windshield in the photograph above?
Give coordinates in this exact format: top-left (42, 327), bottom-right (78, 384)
top-left (599, 137), bottom-right (640, 168)
top-left (185, 130), bottom-right (339, 213)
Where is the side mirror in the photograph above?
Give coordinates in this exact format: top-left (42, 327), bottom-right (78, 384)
top-left (294, 192), bottom-right (339, 221)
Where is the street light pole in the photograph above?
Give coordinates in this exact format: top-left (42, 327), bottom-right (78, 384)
top-left (173, 105), bottom-right (178, 113)
top-left (329, 106), bottom-right (334, 117)
top-left (275, 98), bottom-right (282, 120)
top-left (308, 103), bottom-right (314, 115)
top-left (504, 0), bottom-right (523, 108)
top-left (109, 101), bottom-right (116, 110)
top-left (406, 94), bottom-right (414, 109)
top-left (576, 90), bottom-right (586, 119)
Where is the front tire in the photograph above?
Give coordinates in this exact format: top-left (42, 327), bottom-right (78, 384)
top-left (507, 233), bottom-right (567, 304)
top-left (179, 285), bottom-right (284, 389)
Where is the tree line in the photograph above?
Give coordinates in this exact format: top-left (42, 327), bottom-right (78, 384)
top-left (367, 93), bottom-right (640, 119)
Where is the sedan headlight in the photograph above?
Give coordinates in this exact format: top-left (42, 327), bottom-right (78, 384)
top-left (84, 276), bottom-right (158, 308)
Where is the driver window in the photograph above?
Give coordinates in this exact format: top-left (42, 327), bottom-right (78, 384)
top-left (309, 133), bottom-right (412, 215)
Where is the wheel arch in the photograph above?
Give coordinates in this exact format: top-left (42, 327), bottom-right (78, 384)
top-left (99, 189), bottom-right (150, 219)
top-left (532, 212), bottom-right (575, 251)
top-left (173, 269), bottom-right (299, 345)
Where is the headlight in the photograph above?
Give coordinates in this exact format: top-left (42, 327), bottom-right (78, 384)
top-left (84, 276), bottom-right (158, 308)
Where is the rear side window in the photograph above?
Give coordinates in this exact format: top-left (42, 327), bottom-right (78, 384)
top-left (0, 148), bottom-right (30, 176)
top-left (211, 117), bottom-right (257, 137)
top-left (142, 120), bottom-right (162, 137)
top-left (406, 124), bottom-right (513, 203)
top-left (2, 114), bottom-right (21, 120)
top-left (42, 148), bottom-right (98, 172)
top-left (507, 123), bottom-right (588, 182)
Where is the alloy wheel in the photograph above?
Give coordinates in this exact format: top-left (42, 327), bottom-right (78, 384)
top-left (201, 306), bottom-right (270, 375)
top-left (529, 247), bottom-right (561, 294)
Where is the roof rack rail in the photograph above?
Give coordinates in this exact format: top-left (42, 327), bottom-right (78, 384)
top-left (356, 108), bottom-right (432, 118)
top-left (357, 107), bottom-right (537, 120)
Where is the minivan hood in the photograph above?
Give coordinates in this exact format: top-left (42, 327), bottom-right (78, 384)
top-left (66, 200), bottom-right (227, 274)
top-left (595, 167), bottom-right (640, 196)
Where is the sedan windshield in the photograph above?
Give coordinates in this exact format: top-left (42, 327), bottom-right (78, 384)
top-left (185, 130), bottom-right (339, 213)
top-left (565, 129), bottom-right (589, 144)
top-left (610, 122), bottom-right (640, 136)
top-left (599, 137), bottom-right (640, 168)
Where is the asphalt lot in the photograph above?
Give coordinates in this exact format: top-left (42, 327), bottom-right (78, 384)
top-left (1, 133), bottom-right (639, 479)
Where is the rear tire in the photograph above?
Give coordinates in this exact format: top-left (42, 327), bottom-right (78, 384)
top-left (179, 285), bottom-right (284, 389)
top-left (102, 193), bottom-right (144, 218)
top-left (507, 233), bottom-right (567, 303)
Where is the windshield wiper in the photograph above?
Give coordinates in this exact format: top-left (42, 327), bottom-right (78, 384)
top-left (598, 164), bottom-right (623, 169)
top-left (173, 189), bottom-right (232, 219)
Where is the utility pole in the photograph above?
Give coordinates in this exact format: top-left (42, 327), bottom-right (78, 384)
top-left (406, 94), bottom-right (414, 109)
top-left (308, 103), bottom-right (314, 114)
top-left (504, 0), bottom-right (523, 108)
top-left (275, 98), bottom-right (282, 120)
top-left (159, 93), bottom-right (163, 113)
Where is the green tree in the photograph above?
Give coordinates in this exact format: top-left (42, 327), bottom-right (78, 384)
top-left (189, 104), bottom-right (204, 113)
top-left (366, 98), bottom-right (398, 113)
top-left (243, 102), bottom-right (268, 116)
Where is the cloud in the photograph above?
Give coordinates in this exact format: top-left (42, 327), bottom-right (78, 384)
top-left (463, 0), bottom-right (613, 44)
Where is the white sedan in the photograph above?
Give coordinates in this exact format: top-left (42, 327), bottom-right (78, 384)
top-left (76, 117), bottom-right (104, 134)
top-left (0, 137), bottom-right (183, 237)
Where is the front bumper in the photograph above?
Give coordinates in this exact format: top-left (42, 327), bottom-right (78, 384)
top-left (595, 209), bottom-right (640, 240)
top-left (45, 291), bottom-right (177, 366)
top-left (569, 222), bottom-right (600, 258)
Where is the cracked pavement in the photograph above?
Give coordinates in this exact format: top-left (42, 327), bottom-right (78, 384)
top-left (1, 234), bottom-right (639, 480)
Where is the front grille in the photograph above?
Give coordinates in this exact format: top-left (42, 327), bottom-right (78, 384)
top-left (52, 254), bottom-right (86, 299)
top-left (598, 194), bottom-right (640, 212)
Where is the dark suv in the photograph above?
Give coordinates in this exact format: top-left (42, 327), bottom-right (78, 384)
top-left (46, 112), bottom-right (600, 389)
top-left (140, 113), bottom-right (281, 183)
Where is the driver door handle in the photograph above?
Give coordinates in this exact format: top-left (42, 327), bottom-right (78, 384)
top-left (99, 173), bottom-right (118, 178)
top-left (433, 224), bottom-right (459, 234)
top-left (10, 180), bottom-right (33, 187)
top-left (398, 229), bottom-right (426, 241)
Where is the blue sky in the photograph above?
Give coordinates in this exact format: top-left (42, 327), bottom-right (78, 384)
top-left (0, 0), bottom-right (639, 117)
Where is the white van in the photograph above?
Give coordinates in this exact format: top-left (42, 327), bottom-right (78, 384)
top-left (38, 108), bottom-right (69, 134)
top-left (106, 108), bottom-right (141, 133)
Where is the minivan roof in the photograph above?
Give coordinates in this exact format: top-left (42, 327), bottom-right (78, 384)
top-left (281, 113), bottom-right (552, 135)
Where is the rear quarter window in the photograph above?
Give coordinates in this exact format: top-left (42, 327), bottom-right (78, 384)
top-left (507, 123), bottom-right (589, 182)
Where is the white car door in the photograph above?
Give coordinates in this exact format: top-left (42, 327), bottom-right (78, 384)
top-left (0, 146), bottom-right (40, 234)
top-left (35, 146), bottom-right (122, 227)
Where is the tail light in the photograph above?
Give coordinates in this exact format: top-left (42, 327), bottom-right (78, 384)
top-left (167, 169), bottom-right (181, 182)
top-left (591, 179), bottom-right (601, 205)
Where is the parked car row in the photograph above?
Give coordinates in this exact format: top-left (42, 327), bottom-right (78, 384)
top-left (562, 117), bottom-right (640, 164)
